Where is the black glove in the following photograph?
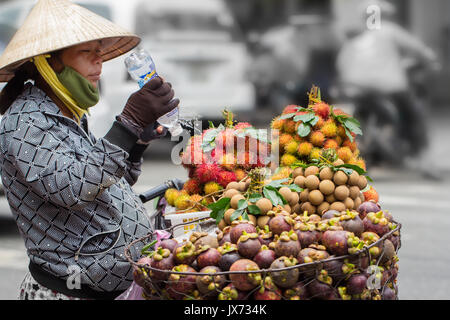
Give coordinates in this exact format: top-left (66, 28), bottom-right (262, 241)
top-left (119, 77), bottom-right (180, 130)
top-left (138, 122), bottom-right (168, 143)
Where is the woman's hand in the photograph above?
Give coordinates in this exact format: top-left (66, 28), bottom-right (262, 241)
top-left (119, 77), bottom-right (180, 130)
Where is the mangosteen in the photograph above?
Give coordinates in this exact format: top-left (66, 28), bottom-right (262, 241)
top-left (339, 210), bottom-right (364, 236)
top-left (217, 226), bottom-right (232, 246)
top-left (294, 222), bottom-right (321, 248)
top-left (269, 256), bottom-right (299, 289)
top-left (229, 259), bottom-right (262, 291)
top-left (323, 257), bottom-right (346, 284)
top-left (133, 257), bottom-right (152, 288)
top-left (297, 245), bottom-right (330, 278)
top-left (253, 276), bottom-right (282, 300)
top-left (284, 282), bottom-right (309, 300)
top-left (217, 242), bottom-right (241, 271)
top-left (307, 270), bottom-right (337, 300)
top-left (321, 210), bottom-right (342, 220)
top-left (218, 283), bottom-right (248, 300)
top-left (173, 241), bottom-right (197, 265)
top-left (346, 273), bottom-right (368, 295)
top-left (382, 284), bottom-right (397, 300)
top-left (379, 239), bottom-right (396, 264)
top-left (196, 246), bottom-right (221, 269)
top-left (196, 266), bottom-right (226, 298)
top-left (149, 247), bottom-right (175, 281)
top-left (363, 211), bottom-right (391, 236)
top-left (268, 215), bottom-right (294, 235)
top-left (190, 231), bottom-right (219, 250)
top-left (274, 230), bottom-right (301, 258)
top-left (257, 225), bottom-right (274, 246)
top-left (253, 246), bottom-right (277, 269)
top-left (230, 220), bottom-right (257, 244)
top-left (357, 200), bottom-right (381, 219)
top-left (159, 238), bottom-right (178, 252)
top-left (321, 230), bottom-right (364, 256)
top-left (337, 287), bottom-right (352, 300)
top-left (166, 264), bottom-right (197, 300)
top-left (237, 232), bottom-right (261, 259)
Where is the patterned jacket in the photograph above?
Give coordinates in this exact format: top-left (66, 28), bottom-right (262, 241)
top-left (0, 84), bottom-right (152, 293)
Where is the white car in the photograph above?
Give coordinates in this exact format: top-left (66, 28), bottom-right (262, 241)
top-left (0, 0), bottom-right (255, 136)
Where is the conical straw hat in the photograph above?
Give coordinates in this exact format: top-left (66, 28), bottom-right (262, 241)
top-left (0, 0), bottom-right (141, 82)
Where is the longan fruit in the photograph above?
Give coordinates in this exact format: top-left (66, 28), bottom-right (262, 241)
top-left (294, 175), bottom-right (306, 188)
top-left (305, 175), bottom-right (320, 190)
top-left (354, 197), bottom-right (362, 210)
top-left (319, 180), bottom-right (335, 196)
top-left (300, 202), bottom-right (316, 215)
top-left (326, 194), bottom-right (336, 203)
top-left (330, 201), bottom-right (346, 212)
top-left (319, 167), bottom-right (334, 181)
top-left (349, 186), bottom-right (360, 200)
top-left (348, 171), bottom-right (360, 186)
top-left (226, 182), bottom-right (240, 190)
top-left (237, 181), bottom-right (247, 192)
top-left (309, 190), bottom-right (324, 206)
top-left (248, 214), bottom-right (257, 226)
top-left (333, 171), bottom-right (349, 185)
top-left (289, 192), bottom-right (300, 207)
top-left (334, 185), bottom-right (350, 201)
top-left (299, 189), bottom-right (310, 202)
top-left (292, 203), bottom-right (302, 214)
top-left (255, 198), bottom-right (273, 215)
top-left (283, 204), bottom-right (292, 214)
top-left (357, 176), bottom-right (368, 190)
top-left (218, 219), bottom-right (227, 230)
top-left (279, 187), bottom-right (293, 203)
top-left (257, 215), bottom-right (271, 229)
top-left (344, 197), bottom-right (355, 210)
top-left (230, 194), bottom-right (245, 209)
top-left (317, 202), bottom-right (330, 216)
top-left (333, 159), bottom-right (345, 166)
top-left (304, 166), bottom-right (319, 177)
top-left (292, 167), bottom-right (304, 179)
top-left (223, 188), bottom-right (241, 199)
top-left (224, 208), bottom-right (236, 224)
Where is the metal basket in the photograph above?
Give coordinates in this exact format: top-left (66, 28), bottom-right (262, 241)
top-left (125, 218), bottom-right (401, 300)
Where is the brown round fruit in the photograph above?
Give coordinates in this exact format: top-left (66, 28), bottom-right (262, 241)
top-left (333, 159), bottom-right (345, 166)
top-left (357, 176), bottom-right (368, 190)
top-left (238, 182), bottom-right (247, 192)
top-left (304, 166), bottom-right (320, 177)
top-left (289, 192), bottom-right (300, 207)
top-left (308, 190), bottom-right (324, 206)
top-left (344, 197), bottom-right (355, 210)
top-left (255, 198), bottom-right (273, 215)
top-left (319, 167), bottom-right (334, 181)
top-left (333, 171), bottom-right (349, 185)
top-left (283, 204), bottom-right (292, 214)
top-left (294, 175), bottom-right (306, 188)
top-left (231, 194), bottom-right (246, 209)
top-left (330, 201), bottom-right (346, 212)
top-left (292, 203), bottom-right (302, 214)
top-left (218, 219), bottom-right (227, 230)
top-left (292, 167), bottom-right (304, 178)
top-left (354, 197), bottom-right (362, 209)
top-left (279, 187), bottom-right (293, 203)
top-left (305, 175), bottom-right (320, 190)
top-left (299, 189), bottom-right (310, 202)
top-left (300, 202), bottom-right (316, 215)
top-left (334, 185), bottom-right (350, 201)
top-left (226, 182), bottom-right (240, 190)
top-left (257, 215), bottom-right (271, 229)
top-left (223, 189), bottom-right (241, 199)
top-left (248, 215), bottom-right (257, 226)
top-left (319, 180), bottom-right (335, 196)
top-left (349, 186), bottom-right (360, 200)
top-left (326, 194), bottom-right (336, 203)
top-left (224, 209), bottom-right (235, 224)
top-left (317, 202), bottom-right (330, 216)
top-left (348, 171), bottom-right (360, 186)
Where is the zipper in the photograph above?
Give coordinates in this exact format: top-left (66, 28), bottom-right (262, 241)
top-left (74, 227), bottom-right (122, 262)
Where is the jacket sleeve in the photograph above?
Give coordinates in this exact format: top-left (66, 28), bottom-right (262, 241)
top-left (8, 114), bottom-right (133, 210)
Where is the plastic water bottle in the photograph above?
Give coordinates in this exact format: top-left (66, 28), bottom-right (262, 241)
top-left (125, 48), bottom-right (183, 136)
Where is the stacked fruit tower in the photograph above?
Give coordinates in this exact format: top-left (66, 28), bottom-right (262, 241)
top-left (128, 87), bottom-right (400, 300)
top-left (164, 110), bottom-right (270, 213)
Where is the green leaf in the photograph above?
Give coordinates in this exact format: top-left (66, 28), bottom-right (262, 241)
top-left (264, 186), bottom-right (287, 205)
top-left (208, 121), bottom-right (215, 129)
top-left (247, 205), bottom-right (261, 216)
top-left (230, 209), bottom-right (244, 222)
top-left (335, 164), bottom-right (366, 175)
top-left (279, 112), bottom-right (296, 120)
top-left (242, 211), bottom-right (250, 221)
top-left (214, 204), bottom-right (229, 224)
top-left (309, 116), bottom-right (319, 127)
top-left (287, 184), bottom-right (302, 192)
top-left (344, 119), bottom-right (363, 135)
top-left (141, 239), bottom-right (158, 255)
top-left (249, 193), bottom-right (263, 203)
top-left (208, 197), bottom-right (231, 222)
top-left (267, 178), bottom-right (289, 188)
top-left (237, 199), bottom-right (248, 211)
top-left (344, 127), bottom-right (354, 143)
top-left (297, 123), bottom-right (311, 137)
top-left (293, 113), bottom-right (315, 123)
top-left (263, 187), bottom-right (280, 206)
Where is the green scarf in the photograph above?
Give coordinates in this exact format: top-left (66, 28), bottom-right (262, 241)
top-left (56, 66), bottom-right (100, 110)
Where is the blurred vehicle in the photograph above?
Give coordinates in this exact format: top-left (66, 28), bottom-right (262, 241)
top-left (0, 0), bottom-right (255, 137)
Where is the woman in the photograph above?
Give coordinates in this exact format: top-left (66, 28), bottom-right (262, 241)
top-left (0, 0), bottom-right (179, 299)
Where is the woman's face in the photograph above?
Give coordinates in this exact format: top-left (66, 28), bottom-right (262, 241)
top-left (59, 41), bottom-right (103, 88)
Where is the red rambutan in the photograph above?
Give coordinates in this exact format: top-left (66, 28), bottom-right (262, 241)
top-left (310, 131), bottom-right (325, 147)
top-left (217, 170), bottom-right (237, 188)
top-left (324, 139), bottom-right (339, 150)
top-left (312, 102), bottom-right (330, 119)
top-left (195, 163), bottom-right (223, 183)
top-left (182, 178), bottom-right (202, 195)
top-left (234, 122), bottom-right (253, 130)
top-left (282, 105), bottom-right (300, 115)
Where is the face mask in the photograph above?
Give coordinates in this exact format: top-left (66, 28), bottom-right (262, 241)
top-left (56, 66), bottom-right (100, 110)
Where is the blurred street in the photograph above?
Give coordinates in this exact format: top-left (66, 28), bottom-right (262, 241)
top-left (0, 108), bottom-right (449, 300)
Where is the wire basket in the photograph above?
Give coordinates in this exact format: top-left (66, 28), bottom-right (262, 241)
top-left (125, 218), bottom-right (401, 300)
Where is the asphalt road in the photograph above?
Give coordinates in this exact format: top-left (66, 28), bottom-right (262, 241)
top-left (0, 110), bottom-right (449, 300)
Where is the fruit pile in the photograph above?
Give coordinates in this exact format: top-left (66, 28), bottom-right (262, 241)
top-left (270, 86), bottom-right (366, 178)
top-left (164, 110), bottom-right (270, 213)
top-left (131, 168), bottom-right (400, 300)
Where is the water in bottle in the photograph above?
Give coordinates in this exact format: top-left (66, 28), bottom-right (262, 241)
top-left (125, 49), bottom-right (183, 136)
